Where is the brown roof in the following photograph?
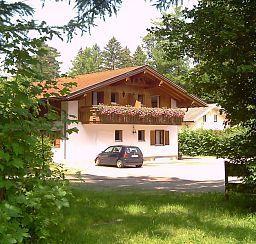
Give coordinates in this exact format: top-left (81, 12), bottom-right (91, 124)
top-left (181, 104), bottom-right (218, 122)
top-left (50, 65), bottom-right (206, 107)
top-left (57, 66), bottom-right (141, 94)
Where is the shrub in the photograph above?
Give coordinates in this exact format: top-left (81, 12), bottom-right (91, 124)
top-left (178, 128), bottom-right (221, 156)
top-left (0, 77), bottom-right (71, 243)
top-left (179, 124), bottom-right (256, 187)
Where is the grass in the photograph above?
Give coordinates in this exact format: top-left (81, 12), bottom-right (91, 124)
top-left (51, 186), bottom-right (256, 244)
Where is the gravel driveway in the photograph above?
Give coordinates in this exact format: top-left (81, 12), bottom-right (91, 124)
top-left (67, 157), bottom-right (225, 192)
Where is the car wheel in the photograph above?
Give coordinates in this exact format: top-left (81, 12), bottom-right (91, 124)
top-left (116, 160), bottom-right (123, 168)
top-left (95, 158), bottom-right (101, 166)
top-left (136, 164), bottom-right (142, 168)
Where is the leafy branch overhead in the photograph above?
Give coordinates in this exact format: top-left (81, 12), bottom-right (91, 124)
top-left (151, 0), bottom-right (256, 124)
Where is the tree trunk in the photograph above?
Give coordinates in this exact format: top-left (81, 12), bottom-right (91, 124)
top-left (0, 187), bottom-right (6, 202)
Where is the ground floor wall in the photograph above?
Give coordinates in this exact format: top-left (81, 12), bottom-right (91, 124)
top-left (53, 123), bottom-right (179, 167)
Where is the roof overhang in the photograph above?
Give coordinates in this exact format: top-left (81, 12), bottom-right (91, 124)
top-left (52, 65), bottom-right (207, 107)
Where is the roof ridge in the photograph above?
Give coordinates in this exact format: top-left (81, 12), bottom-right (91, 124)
top-left (72, 66), bottom-right (144, 78)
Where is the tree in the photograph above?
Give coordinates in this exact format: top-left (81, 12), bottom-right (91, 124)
top-left (143, 9), bottom-right (190, 85)
top-left (0, 0), bottom-right (126, 242)
top-left (69, 44), bottom-right (102, 75)
top-left (0, 0), bottom-right (202, 241)
top-left (120, 46), bottom-right (133, 67)
top-left (133, 46), bottom-right (147, 66)
top-left (34, 43), bottom-right (61, 79)
top-left (143, 31), bottom-right (190, 84)
top-left (102, 37), bottom-right (124, 70)
top-left (152, 0), bottom-right (256, 184)
top-left (152, 1), bottom-right (256, 124)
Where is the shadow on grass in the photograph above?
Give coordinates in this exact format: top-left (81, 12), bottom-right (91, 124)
top-left (52, 187), bottom-right (256, 244)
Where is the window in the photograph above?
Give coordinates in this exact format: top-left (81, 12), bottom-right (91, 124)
top-left (203, 115), bottom-right (207, 122)
top-left (112, 146), bottom-right (122, 153)
top-left (115, 130), bottom-right (122, 142)
top-left (92, 91), bottom-right (104, 105)
top-left (138, 130), bottom-right (145, 141)
top-left (155, 130), bottom-right (164, 145)
top-left (150, 130), bottom-right (169, 146)
top-left (151, 95), bottom-right (160, 108)
top-left (111, 92), bottom-right (119, 104)
top-left (104, 146), bottom-right (114, 153)
top-left (214, 114), bottom-right (218, 122)
top-left (138, 94), bottom-right (144, 105)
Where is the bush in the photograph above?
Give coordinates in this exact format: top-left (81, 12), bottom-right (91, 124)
top-left (178, 128), bottom-right (221, 156)
top-left (179, 125), bottom-right (256, 187)
top-left (0, 78), bottom-right (71, 243)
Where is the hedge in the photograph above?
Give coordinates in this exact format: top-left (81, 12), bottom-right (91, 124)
top-left (178, 128), bottom-right (222, 156)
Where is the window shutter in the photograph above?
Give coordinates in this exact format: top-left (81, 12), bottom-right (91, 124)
top-left (164, 131), bottom-right (169, 145)
top-left (150, 130), bottom-right (155, 145)
top-left (54, 138), bottom-right (61, 148)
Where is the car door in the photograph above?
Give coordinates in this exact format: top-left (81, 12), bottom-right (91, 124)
top-left (108, 146), bottom-right (122, 165)
top-left (99, 146), bottom-right (114, 164)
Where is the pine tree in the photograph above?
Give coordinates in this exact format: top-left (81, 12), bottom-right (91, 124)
top-left (120, 46), bottom-right (133, 67)
top-left (102, 37), bottom-right (123, 70)
top-left (69, 44), bottom-right (102, 75)
top-left (133, 46), bottom-right (147, 66)
top-left (34, 43), bottom-right (61, 80)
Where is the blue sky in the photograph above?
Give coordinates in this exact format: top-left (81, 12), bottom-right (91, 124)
top-left (29, 0), bottom-right (197, 73)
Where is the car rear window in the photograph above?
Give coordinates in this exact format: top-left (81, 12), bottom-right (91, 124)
top-left (126, 147), bottom-right (140, 154)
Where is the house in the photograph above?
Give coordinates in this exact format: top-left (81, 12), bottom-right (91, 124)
top-left (180, 104), bottom-right (228, 130)
top-left (50, 65), bottom-right (206, 166)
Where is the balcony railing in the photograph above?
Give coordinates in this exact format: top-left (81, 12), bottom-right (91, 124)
top-left (79, 105), bottom-right (184, 125)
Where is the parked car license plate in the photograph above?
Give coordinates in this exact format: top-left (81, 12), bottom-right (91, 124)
top-left (131, 155), bottom-right (138, 157)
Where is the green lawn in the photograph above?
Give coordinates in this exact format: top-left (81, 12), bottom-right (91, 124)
top-left (51, 186), bottom-right (256, 244)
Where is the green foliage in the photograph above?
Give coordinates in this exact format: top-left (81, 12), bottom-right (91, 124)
top-left (179, 126), bottom-right (256, 157)
top-left (152, 0), bottom-right (256, 124)
top-left (69, 45), bottom-right (102, 75)
top-left (178, 129), bottom-right (222, 156)
top-left (0, 76), bottom-right (71, 242)
top-left (153, 0), bottom-right (256, 185)
top-left (120, 46), bottom-right (133, 68)
top-left (101, 36), bottom-right (125, 70)
top-left (1, 0), bottom-right (133, 242)
top-left (133, 46), bottom-right (147, 66)
top-left (144, 9), bottom-right (190, 84)
top-left (33, 43), bottom-right (62, 80)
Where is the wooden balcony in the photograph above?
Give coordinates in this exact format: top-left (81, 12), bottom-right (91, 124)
top-left (78, 105), bottom-right (184, 125)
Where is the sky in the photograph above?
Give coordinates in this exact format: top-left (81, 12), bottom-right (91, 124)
top-left (29, 0), bottom-right (197, 73)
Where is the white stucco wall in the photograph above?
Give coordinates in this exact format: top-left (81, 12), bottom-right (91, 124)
top-left (53, 101), bottom-right (179, 167)
top-left (194, 108), bottom-right (227, 130)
